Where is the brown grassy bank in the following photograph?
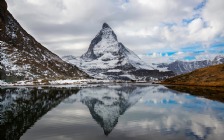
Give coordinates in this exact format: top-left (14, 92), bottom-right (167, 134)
top-left (162, 64), bottom-right (224, 87)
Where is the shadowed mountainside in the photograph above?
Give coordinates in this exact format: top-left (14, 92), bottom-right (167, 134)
top-left (0, 0), bottom-right (89, 82)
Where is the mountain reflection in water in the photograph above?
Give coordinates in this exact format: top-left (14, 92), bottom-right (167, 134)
top-left (1, 85), bottom-right (224, 140)
top-left (0, 87), bottom-right (79, 140)
top-left (64, 86), bottom-right (145, 135)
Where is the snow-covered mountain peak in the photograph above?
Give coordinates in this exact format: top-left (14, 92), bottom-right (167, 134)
top-left (213, 55), bottom-right (224, 64)
top-left (102, 23), bottom-right (111, 29)
top-left (80, 23), bottom-right (153, 70)
top-left (101, 23), bottom-right (117, 41)
top-left (64, 23), bottom-right (174, 80)
top-left (81, 23), bottom-right (118, 61)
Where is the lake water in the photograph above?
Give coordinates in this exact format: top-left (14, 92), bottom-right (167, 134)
top-left (1, 84), bottom-right (224, 140)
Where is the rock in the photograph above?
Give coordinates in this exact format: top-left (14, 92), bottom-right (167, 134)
top-left (0, 0), bottom-right (7, 22)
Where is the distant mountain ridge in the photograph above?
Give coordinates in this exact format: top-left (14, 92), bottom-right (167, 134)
top-left (0, 0), bottom-right (89, 82)
top-left (155, 55), bottom-right (224, 75)
top-left (63, 23), bottom-right (174, 81)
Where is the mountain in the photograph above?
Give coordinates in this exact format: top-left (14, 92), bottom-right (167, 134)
top-left (213, 55), bottom-right (224, 65)
top-left (162, 64), bottom-right (224, 86)
top-left (155, 55), bottom-right (224, 75)
top-left (63, 23), bottom-right (174, 81)
top-left (0, 0), bottom-right (89, 82)
top-left (155, 60), bottom-right (212, 75)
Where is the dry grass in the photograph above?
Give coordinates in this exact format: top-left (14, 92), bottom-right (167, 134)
top-left (162, 64), bottom-right (224, 87)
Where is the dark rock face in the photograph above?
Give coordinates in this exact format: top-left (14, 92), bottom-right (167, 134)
top-left (0, 0), bottom-right (7, 22)
top-left (0, 1), bottom-right (90, 82)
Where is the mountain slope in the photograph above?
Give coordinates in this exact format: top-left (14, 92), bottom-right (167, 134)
top-left (162, 64), bottom-right (224, 86)
top-left (63, 23), bottom-right (174, 81)
top-left (0, 0), bottom-right (89, 82)
top-left (155, 55), bottom-right (224, 75)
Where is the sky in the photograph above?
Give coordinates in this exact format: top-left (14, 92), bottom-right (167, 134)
top-left (6, 0), bottom-right (224, 63)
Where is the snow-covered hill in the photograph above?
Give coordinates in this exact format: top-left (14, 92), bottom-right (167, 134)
top-left (154, 55), bottom-right (224, 75)
top-left (0, 0), bottom-right (89, 82)
top-left (63, 23), bottom-right (174, 81)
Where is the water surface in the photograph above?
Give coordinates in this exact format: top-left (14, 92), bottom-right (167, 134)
top-left (1, 84), bottom-right (224, 140)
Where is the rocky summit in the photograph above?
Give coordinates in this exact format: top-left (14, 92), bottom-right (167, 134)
top-left (0, 0), bottom-right (89, 82)
top-left (63, 23), bottom-right (174, 81)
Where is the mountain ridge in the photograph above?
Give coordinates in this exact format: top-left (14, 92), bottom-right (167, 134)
top-left (155, 55), bottom-right (224, 75)
top-left (0, 0), bottom-right (90, 82)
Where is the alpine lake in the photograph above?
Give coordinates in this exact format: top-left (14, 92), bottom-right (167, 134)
top-left (1, 84), bottom-right (224, 140)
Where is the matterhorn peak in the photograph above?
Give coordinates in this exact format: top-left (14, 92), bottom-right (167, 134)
top-left (67, 23), bottom-right (174, 81)
top-left (81, 23), bottom-right (118, 60)
top-left (102, 23), bottom-right (111, 29)
top-left (100, 22), bottom-right (117, 41)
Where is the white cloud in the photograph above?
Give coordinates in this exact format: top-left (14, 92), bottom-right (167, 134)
top-left (188, 18), bottom-right (203, 34)
top-left (6, 0), bottom-right (224, 63)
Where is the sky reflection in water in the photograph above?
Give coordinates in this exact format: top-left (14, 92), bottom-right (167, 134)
top-left (0, 85), bottom-right (224, 140)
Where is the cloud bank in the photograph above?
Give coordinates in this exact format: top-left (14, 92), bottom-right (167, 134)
top-left (6, 0), bottom-right (224, 63)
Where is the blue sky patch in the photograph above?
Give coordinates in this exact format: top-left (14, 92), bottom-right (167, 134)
top-left (181, 43), bottom-right (202, 52)
top-left (184, 56), bottom-right (196, 61)
top-left (146, 51), bottom-right (177, 57)
top-left (193, 50), bottom-right (205, 54)
top-left (182, 14), bottom-right (200, 25)
top-left (194, 0), bottom-right (207, 11)
top-left (211, 43), bottom-right (224, 48)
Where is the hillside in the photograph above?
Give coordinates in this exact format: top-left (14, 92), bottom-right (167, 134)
top-left (162, 64), bottom-right (224, 86)
top-left (0, 0), bottom-right (89, 82)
